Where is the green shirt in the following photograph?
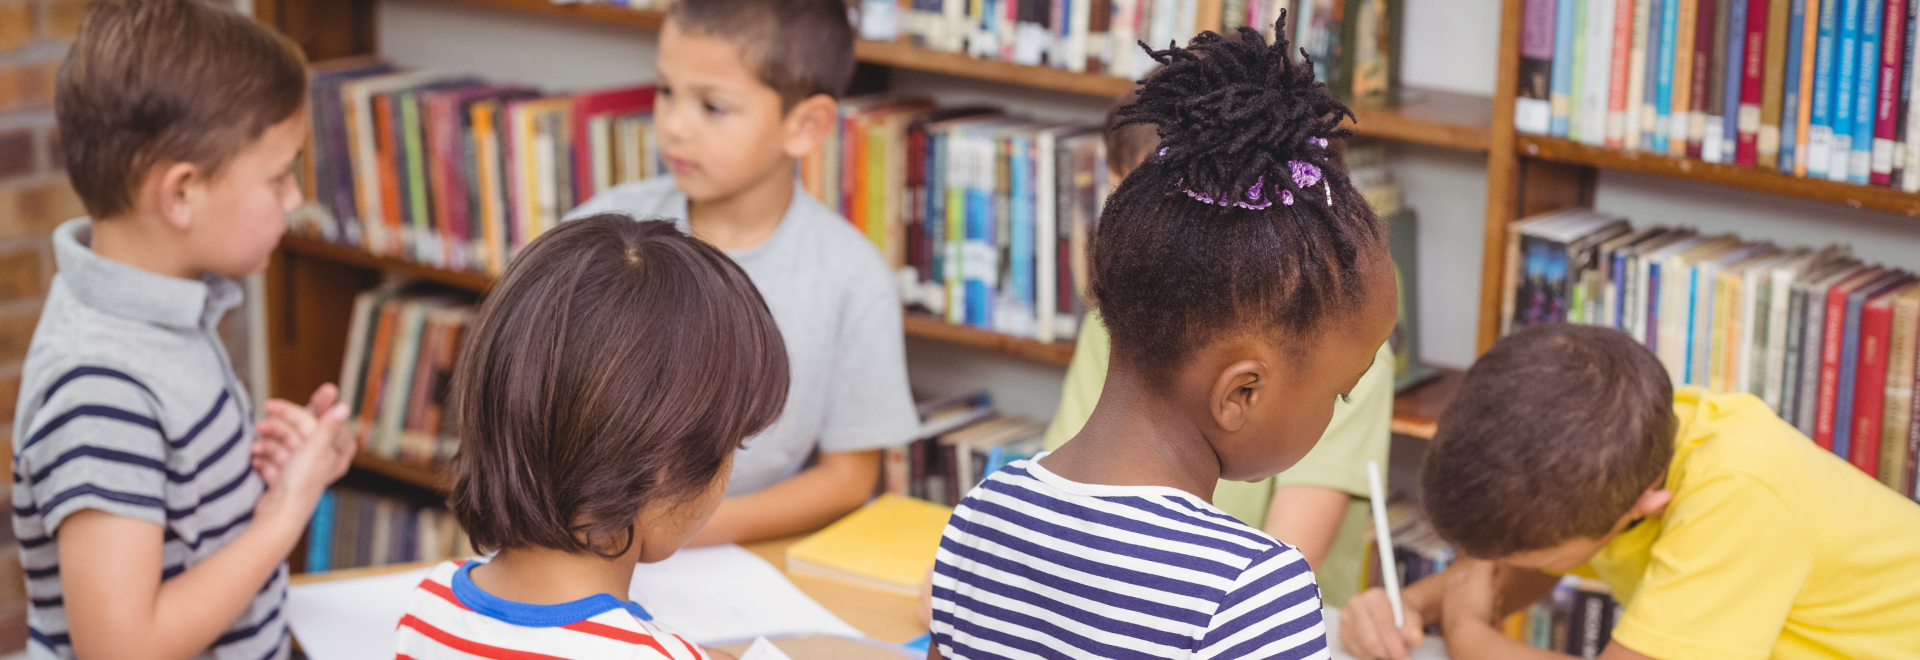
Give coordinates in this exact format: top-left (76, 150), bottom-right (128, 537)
top-left (1040, 314), bottom-right (1394, 606)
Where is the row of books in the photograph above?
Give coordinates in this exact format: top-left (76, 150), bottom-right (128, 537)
top-left (871, 0), bottom-right (1401, 103)
top-left (885, 391), bottom-right (1047, 506)
top-left (1503, 577), bottom-right (1628, 659)
top-left (303, 488), bottom-right (475, 573)
top-left (294, 59), bottom-right (663, 275)
top-left (807, 98), bottom-right (1104, 343)
top-left (338, 283), bottom-right (476, 468)
top-left (1516, 0), bottom-right (1920, 190)
top-left (1500, 207), bottom-right (1920, 499)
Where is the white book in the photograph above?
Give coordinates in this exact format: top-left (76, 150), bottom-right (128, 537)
top-left (1035, 128), bottom-right (1059, 344)
top-left (1175, 0), bottom-right (1196, 44)
top-left (1068, 0), bottom-right (1092, 72)
top-left (1702, 116), bottom-right (1726, 163)
top-left (943, 0), bottom-right (967, 52)
top-left (1829, 133), bottom-right (1854, 181)
top-left (1624, 0), bottom-right (1653, 149)
top-left (1582, 0), bottom-right (1618, 147)
top-left (1731, 249), bottom-right (1790, 394)
top-left (1908, 41), bottom-right (1920, 190)
top-left (1808, 125), bottom-right (1833, 177)
top-left (589, 114), bottom-right (614, 195)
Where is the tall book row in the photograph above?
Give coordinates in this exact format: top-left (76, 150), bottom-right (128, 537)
top-left (1500, 208), bottom-right (1920, 500)
top-left (885, 391), bottom-right (1047, 506)
top-left (1516, 0), bottom-right (1920, 189)
top-left (293, 59), bottom-right (662, 275)
top-left (338, 283), bottom-right (478, 469)
top-left (303, 488), bottom-right (475, 573)
top-left (805, 98), bottom-right (1110, 343)
top-left (1502, 577), bottom-right (1628, 659)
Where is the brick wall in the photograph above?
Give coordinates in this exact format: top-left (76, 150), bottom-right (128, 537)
top-left (0, 0), bottom-right (91, 652)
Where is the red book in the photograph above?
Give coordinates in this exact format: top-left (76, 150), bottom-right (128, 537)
top-left (1690, 0), bottom-right (1719, 158)
top-left (1736, 0), bottom-right (1769, 165)
top-left (1818, 268), bottom-right (1887, 449)
top-left (1607, 0), bottom-right (1635, 148)
top-left (1853, 282), bottom-right (1918, 475)
top-left (1873, 0), bottom-right (1910, 185)
top-left (569, 85), bottom-right (656, 204)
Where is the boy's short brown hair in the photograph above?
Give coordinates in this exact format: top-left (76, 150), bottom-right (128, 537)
top-left (447, 216), bottom-right (789, 555)
top-left (667, 0), bottom-right (856, 109)
top-left (57, 0), bottom-right (307, 220)
top-left (1422, 324), bottom-right (1676, 558)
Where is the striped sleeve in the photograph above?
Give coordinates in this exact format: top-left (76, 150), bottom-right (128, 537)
top-left (1196, 546), bottom-right (1330, 660)
top-left (16, 366), bottom-right (169, 532)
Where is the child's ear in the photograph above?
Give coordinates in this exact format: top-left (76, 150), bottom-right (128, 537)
top-left (1631, 482), bottom-right (1673, 519)
top-left (1210, 359), bottom-right (1268, 434)
top-left (781, 94), bottom-right (838, 159)
top-left (150, 161), bottom-right (200, 231)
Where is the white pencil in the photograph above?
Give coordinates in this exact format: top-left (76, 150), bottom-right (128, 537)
top-left (1366, 460), bottom-right (1405, 629)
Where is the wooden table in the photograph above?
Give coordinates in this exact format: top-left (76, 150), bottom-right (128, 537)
top-left (289, 536), bottom-right (928, 645)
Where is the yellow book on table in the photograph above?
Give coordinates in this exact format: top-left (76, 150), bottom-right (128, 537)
top-left (786, 494), bottom-right (953, 597)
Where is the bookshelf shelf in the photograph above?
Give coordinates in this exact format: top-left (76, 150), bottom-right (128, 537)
top-left (1517, 135), bottom-right (1920, 218)
top-left (1390, 368), bottom-right (1460, 440)
top-left (903, 313), bottom-right (1075, 365)
top-left (351, 454), bottom-right (451, 492)
top-left (279, 235), bottom-right (494, 292)
top-left (421, 0), bottom-right (1493, 151)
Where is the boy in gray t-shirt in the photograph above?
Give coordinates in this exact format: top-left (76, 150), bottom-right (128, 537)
top-left (565, 0), bottom-right (917, 544)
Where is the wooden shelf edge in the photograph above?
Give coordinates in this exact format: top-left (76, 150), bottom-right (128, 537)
top-left (351, 453), bottom-right (452, 492)
top-left (1389, 367), bottom-right (1461, 440)
top-left (279, 234), bottom-right (495, 292)
top-left (903, 314), bottom-right (1075, 365)
top-left (853, 39), bottom-right (1137, 98)
top-left (1518, 135), bottom-right (1920, 217)
top-left (1348, 88), bottom-right (1495, 153)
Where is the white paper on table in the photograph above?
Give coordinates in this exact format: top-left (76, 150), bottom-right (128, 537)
top-left (1322, 606), bottom-right (1450, 660)
top-left (739, 637), bottom-right (796, 660)
top-left (629, 544), bottom-right (863, 644)
top-left (286, 545), bottom-right (860, 660)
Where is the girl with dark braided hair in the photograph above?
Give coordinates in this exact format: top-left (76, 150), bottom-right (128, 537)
top-left (928, 15), bottom-right (1397, 660)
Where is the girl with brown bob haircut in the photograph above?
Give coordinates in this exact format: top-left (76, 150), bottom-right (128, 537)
top-left (394, 215), bottom-right (788, 658)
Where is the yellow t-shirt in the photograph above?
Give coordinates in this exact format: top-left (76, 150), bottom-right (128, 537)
top-left (1040, 313), bottom-right (1395, 607)
top-left (1586, 387), bottom-right (1920, 660)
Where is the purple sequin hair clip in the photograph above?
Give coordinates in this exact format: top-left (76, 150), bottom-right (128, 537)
top-left (1178, 136), bottom-right (1334, 209)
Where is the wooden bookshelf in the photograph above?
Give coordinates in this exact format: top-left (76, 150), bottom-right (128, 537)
top-left (351, 454), bottom-right (451, 492)
top-left (1518, 135), bottom-right (1920, 217)
top-left (903, 313), bottom-right (1075, 365)
top-left (415, 0), bottom-right (1493, 152)
top-left (279, 235), bottom-right (494, 291)
top-left (1390, 368), bottom-right (1460, 440)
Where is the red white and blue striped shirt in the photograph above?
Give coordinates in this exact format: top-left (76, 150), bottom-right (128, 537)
top-left (394, 559), bottom-right (709, 660)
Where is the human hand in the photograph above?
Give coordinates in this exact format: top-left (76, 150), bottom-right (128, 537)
top-left (252, 384), bottom-right (342, 487)
top-left (1441, 558), bottom-right (1501, 637)
top-left (1340, 586), bottom-right (1425, 660)
top-left (253, 397), bottom-right (352, 525)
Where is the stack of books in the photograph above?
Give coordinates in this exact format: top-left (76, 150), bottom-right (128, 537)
top-left (887, 391), bottom-right (1048, 506)
top-left (304, 488), bottom-right (475, 573)
top-left (338, 283), bottom-right (478, 469)
top-left (1515, 0), bottom-right (1920, 189)
top-left (1502, 577), bottom-right (1626, 659)
top-left (295, 59), bottom-right (660, 275)
top-left (1500, 207), bottom-right (1920, 499)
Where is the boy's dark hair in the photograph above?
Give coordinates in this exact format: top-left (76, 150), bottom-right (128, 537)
top-left (448, 216), bottom-right (789, 556)
top-left (57, 0), bottom-right (307, 220)
top-left (1104, 90), bottom-right (1159, 178)
top-left (668, 0), bottom-right (856, 109)
top-left (1423, 324), bottom-right (1676, 559)
top-left (1093, 16), bottom-right (1387, 388)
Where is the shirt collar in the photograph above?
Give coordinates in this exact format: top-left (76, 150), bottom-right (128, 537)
top-left (451, 559), bottom-right (653, 626)
top-left (657, 176), bottom-right (812, 261)
top-left (53, 218), bottom-right (244, 332)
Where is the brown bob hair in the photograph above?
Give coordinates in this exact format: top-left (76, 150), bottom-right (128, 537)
top-left (447, 216), bottom-right (790, 555)
top-left (1422, 324), bottom-right (1675, 559)
top-left (57, 0), bottom-right (308, 220)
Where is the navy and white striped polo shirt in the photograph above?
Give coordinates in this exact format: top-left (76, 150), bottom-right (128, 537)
top-left (10, 218), bottom-right (287, 660)
top-left (930, 455), bottom-right (1329, 660)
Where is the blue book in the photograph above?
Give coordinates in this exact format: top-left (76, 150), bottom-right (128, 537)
top-left (1850, 0), bottom-right (1884, 184)
top-left (964, 134), bottom-right (994, 329)
top-left (1811, 0), bottom-right (1843, 177)
top-left (1723, 0), bottom-right (1750, 162)
top-left (1553, 0), bottom-right (1582, 136)
top-left (1647, 261), bottom-right (1664, 350)
top-left (1654, 0), bottom-right (1680, 151)
top-left (306, 490), bottom-right (336, 573)
top-left (1834, 280), bottom-right (1872, 460)
top-left (1613, 250), bottom-right (1631, 329)
top-left (1833, 0), bottom-right (1866, 181)
top-left (1782, 0), bottom-right (1810, 172)
top-left (1685, 266), bottom-right (1703, 383)
top-left (1008, 134), bottom-right (1034, 325)
top-left (928, 131), bottom-right (946, 286)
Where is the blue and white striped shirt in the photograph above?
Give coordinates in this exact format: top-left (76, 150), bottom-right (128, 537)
top-left (930, 455), bottom-right (1329, 660)
top-left (11, 219), bottom-right (286, 660)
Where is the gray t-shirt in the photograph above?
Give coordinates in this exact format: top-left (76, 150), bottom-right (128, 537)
top-left (568, 178), bottom-right (919, 495)
top-left (12, 219), bottom-right (288, 660)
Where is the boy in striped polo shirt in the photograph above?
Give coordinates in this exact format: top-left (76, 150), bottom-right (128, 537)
top-left (929, 17), bottom-right (1399, 660)
top-left (12, 2), bottom-right (357, 658)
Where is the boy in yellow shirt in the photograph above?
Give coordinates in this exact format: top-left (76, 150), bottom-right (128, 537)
top-left (1341, 324), bottom-right (1920, 660)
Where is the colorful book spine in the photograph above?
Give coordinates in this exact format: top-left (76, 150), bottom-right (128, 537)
top-left (1556, 0), bottom-right (1585, 136)
top-left (1854, 288), bottom-right (1903, 476)
top-left (1735, 0), bottom-right (1767, 165)
top-left (1761, 0), bottom-right (1793, 167)
top-left (1654, 0), bottom-right (1680, 150)
top-left (1833, 0), bottom-right (1865, 182)
top-left (1673, 0), bottom-right (1702, 152)
top-left (1523, 0), bottom-right (1562, 135)
top-left (1905, 0), bottom-right (1920, 190)
top-left (1872, 0), bottom-right (1909, 185)
top-left (1816, 278), bottom-right (1853, 448)
top-left (1692, 0), bottom-right (1718, 156)
top-left (1783, 0), bottom-right (1813, 172)
top-left (1895, 0), bottom-right (1917, 184)
top-left (1717, 0), bottom-right (1749, 163)
top-left (1582, 0), bottom-right (1615, 146)
top-left (1626, 0), bottom-right (1655, 147)
top-left (1850, 0), bottom-right (1885, 183)
top-left (1812, 0), bottom-right (1843, 175)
